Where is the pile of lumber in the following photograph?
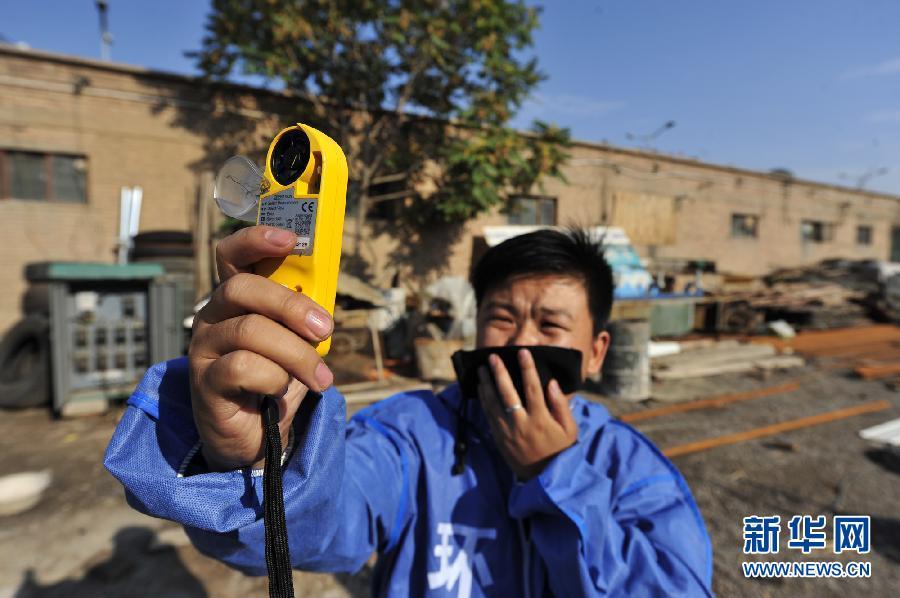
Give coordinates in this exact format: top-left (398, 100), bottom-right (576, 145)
top-left (752, 324), bottom-right (900, 384)
top-left (651, 339), bottom-right (804, 380)
top-left (709, 260), bottom-right (882, 332)
top-left (765, 259), bottom-right (880, 291)
top-left (737, 282), bottom-right (868, 330)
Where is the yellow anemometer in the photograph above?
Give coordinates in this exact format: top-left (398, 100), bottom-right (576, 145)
top-left (214, 123), bottom-right (348, 356)
top-left (214, 124), bottom-right (348, 598)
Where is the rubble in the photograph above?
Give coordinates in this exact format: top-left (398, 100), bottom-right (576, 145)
top-left (696, 259), bottom-right (900, 334)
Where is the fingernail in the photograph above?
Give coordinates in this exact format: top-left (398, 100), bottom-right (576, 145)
top-left (549, 379), bottom-right (560, 394)
top-left (265, 228), bottom-right (296, 246)
top-left (315, 362), bottom-right (333, 389)
top-left (306, 309), bottom-right (332, 339)
top-left (489, 354), bottom-right (499, 367)
top-left (519, 348), bottom-right (530, 363)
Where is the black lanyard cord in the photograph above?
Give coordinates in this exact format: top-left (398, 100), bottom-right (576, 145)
top-left (262, 396), bottom-right (295, 598)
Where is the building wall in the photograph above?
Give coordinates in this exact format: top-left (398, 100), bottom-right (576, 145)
top-left (554, 148), bottom-right (900, 275)
top-left (0, 48), bottom-right (312, 334)
top-left (360, 143), bottom-right (900, 293)
top-left (2, 47), bottom-right (899, 334)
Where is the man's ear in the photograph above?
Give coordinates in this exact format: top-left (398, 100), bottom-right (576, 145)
top-left (586, 330), bottom-right (610, 376)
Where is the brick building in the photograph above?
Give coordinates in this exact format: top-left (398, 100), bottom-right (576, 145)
top-left (2, 45), bottom-right (899, 334)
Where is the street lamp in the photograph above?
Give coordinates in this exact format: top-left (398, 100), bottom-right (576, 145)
top-left (95, 0), bottom-right (112, 61)
top-left (626, 120), bottom-right (676, 150)
top-left (838, 167), bottom-right (889, 190)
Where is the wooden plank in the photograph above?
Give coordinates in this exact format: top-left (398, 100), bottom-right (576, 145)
top-left (620, 381), bottom-right (800, 423)
top-left (860, 417), bottom-right (900, 444)
top-left (610, 192), bottom-right (676, 245)
top-left (753, 325), bottom-right (900, 355)
top-left (662, 400), bottom-right (892, 458)
top-left (797, 341), bottom-right (900, 360)
top-left (654, 361), bottom-right (755, 380)
top-left (856, 363), bottom-right (900, 380)
top-left (653, 355), bottom-right (803, 380)
top-left (653, 344), bottom-right (775, 369)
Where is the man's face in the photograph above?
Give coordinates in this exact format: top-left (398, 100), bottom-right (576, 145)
top-left (475, 274), bottom-right (610, 379)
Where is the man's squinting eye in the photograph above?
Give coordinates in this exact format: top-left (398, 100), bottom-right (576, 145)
top-left (542, 320), bottom-right (567, 331)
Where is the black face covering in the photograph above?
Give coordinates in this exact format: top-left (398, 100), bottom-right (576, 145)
top-left (451, 345), bottom-right (584, 403)
top-left (448, 345), bottom-right (583, 476)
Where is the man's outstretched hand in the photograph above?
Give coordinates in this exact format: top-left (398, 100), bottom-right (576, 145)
top-left (188, 226), bottom-right (335, 471)
top-left (475, 349), bottom-right (579, 480)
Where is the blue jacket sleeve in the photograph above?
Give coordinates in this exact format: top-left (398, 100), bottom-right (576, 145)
top-left (104, 358), bottom-right (416, 576)
top-left (508, 418), bottom-right (713, 597)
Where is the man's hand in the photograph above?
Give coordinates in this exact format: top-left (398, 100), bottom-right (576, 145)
top-left (188, 226), bottom-right (335, 471)
top-left (476, 349), bottom-right (579, 480)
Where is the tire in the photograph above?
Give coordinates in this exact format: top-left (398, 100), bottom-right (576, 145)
top-left (131, 231), bottom-right (195, 259)
top-left (131, 245), bottom-right (195, 259)
top-left (132, 231), bottom-right (192, 245)
top-left (0, 316), bottom-right (51, 409)
top-left (131, 255), bottom-right (196, 274)
top-left (21, 283), bottom-right (50, 315)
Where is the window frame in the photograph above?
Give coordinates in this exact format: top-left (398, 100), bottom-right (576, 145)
top-left (507, 195), bottom-right (558, 226)
top-left (0, 149), bottom-right (89, 203)
top-left (856, 224), bottom-right (873, 246)
top-left (800, 220), bottom-right (834, 244)
top-left (730, 213), bottom-right (760, 239)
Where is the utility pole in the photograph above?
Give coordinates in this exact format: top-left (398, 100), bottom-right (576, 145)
top-left (96, 0), bottom-right (112, 61)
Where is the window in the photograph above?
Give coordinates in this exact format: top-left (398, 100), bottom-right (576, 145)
top-left (857, 225), bottom-right (873, 246)
top-left (731, 213), bottom-right (759, 239)
top-left (801, 220), bottom-right (834, 243)
top-left (0, 150), bottom-right (87, 202)
top-left (508, 196), bottom-right (557, 225)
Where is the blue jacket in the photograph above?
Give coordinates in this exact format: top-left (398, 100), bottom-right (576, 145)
top-left (105, 357), bottom-right (713, 597)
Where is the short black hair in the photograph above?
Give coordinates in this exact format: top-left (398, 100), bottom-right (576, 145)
top-left (471, 228), bottom-right (614, 335)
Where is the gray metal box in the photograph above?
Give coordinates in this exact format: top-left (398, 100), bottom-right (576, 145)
top-left (26, 262), bottom-right (182, 415)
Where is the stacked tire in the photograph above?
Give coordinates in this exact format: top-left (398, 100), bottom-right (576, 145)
top-left (0, 316), bottom-right (51, 408)
top-left (130, 231), bottom-right (196, 326)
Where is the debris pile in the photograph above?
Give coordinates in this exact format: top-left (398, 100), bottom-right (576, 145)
top-left (699, 259), bottom-right (899, 334)
top-left (763, 259), bottom-right (882, 328)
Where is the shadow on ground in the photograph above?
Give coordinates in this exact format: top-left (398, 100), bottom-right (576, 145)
top-left (12, 524), bottom-right (373, 598)
top-left (14, 527), bottom-right (207, 598)
top-left (864, 448), bottom-right (900, 477)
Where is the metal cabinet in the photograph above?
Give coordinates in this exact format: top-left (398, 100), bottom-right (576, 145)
top-left (25, 262), bottom-right (182, 416)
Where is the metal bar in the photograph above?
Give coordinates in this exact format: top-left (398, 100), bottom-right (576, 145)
top-left (369, 322), bottom-right (384, 382)
top-left (620, 381), bottom-right (800, 423)
top-left (662, 400), bottom-right (892, 458)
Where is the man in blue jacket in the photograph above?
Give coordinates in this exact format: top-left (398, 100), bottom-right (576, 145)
top-left (106, 226), bottom-right (713, 596)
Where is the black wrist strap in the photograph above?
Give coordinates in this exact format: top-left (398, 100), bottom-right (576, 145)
top-left (262, 396), bottom-right (294, 598)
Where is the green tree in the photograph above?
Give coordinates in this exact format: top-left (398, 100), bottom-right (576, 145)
top-left (193, 0), bottom-right (571, 267)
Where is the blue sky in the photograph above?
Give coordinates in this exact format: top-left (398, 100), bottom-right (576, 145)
top-left (3, 0), bottom-right (899, 194)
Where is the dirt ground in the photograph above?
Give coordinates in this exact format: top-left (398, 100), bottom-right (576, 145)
top-left (1, 358), bottom-right (898, 597)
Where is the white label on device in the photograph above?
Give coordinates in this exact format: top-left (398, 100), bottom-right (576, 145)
top-left (257, 190), bottom-right (317, 256)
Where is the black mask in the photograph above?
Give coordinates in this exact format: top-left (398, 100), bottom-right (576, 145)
top-left (451, 345), bottom-right (583, 404)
